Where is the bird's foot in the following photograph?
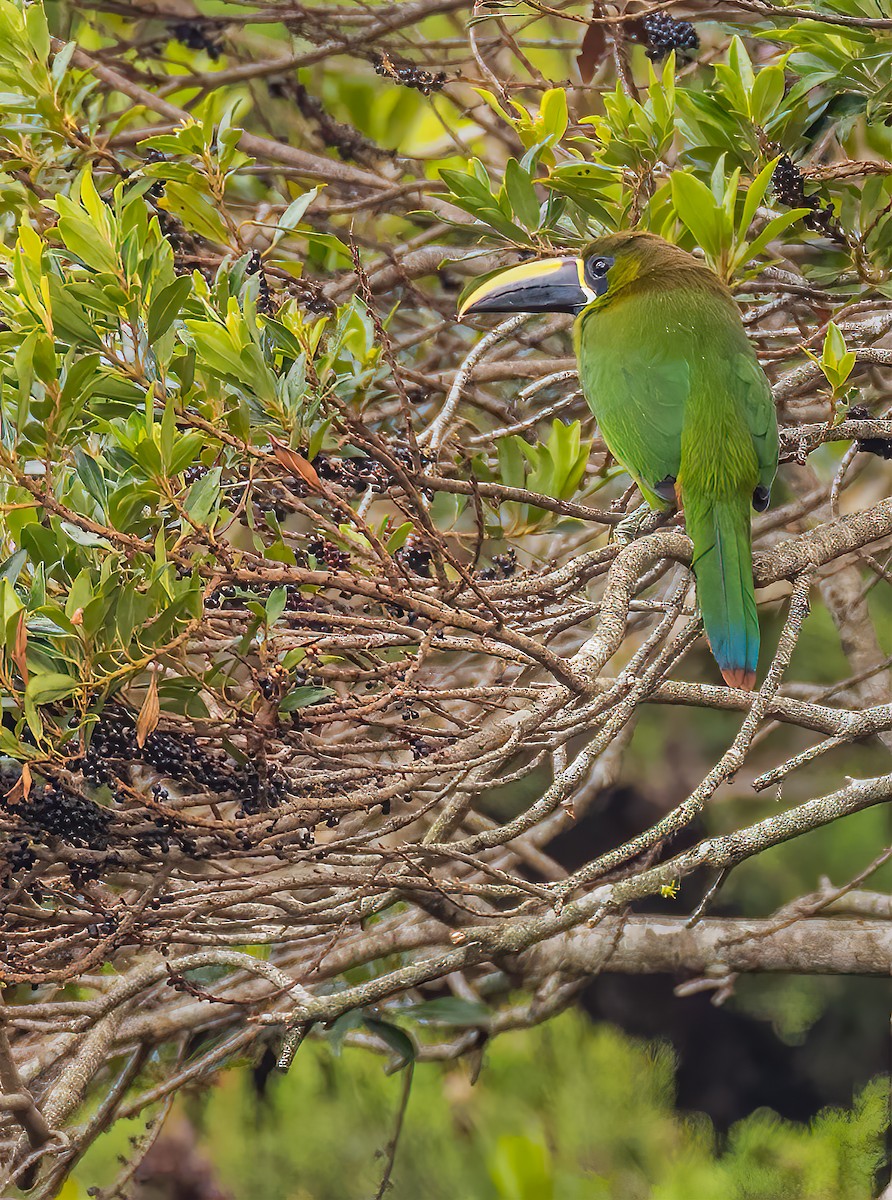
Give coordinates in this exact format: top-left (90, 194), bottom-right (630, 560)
top-left (612, 502), bottom-right (653, 547)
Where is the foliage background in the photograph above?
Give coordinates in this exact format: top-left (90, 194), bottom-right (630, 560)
top-left (0, 0), bottom-right (890, 1196)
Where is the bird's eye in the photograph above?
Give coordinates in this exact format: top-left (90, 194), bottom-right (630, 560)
top-left (585, 253), bottom-right (614, 280)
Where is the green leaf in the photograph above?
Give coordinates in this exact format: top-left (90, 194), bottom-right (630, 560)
top-left (729, 35), bottom-right (756, 99)
top-left (50, 40), bottom-right (77, 86)
top-left (279, 686), bottom-right (331, 712)
top-left (324, 1009), bottom-right (364, 1057)
top-left (186, 323), bottom-right (246, 378)
top-left (818, 320), bottom-right (857, 390)
top-left (504, 159), bottom-right (540, 229)
top-left (737, 209), bottom-right (811, 271)
top-left (26, 671), bottom-right (79, 705)
top-left (0, 579), bottom-right (23, 629)
top-left (168, 435), bottom-right (204, 477)
top-left (56, 217), bottom-right (119, 275)
top-left (386, 521), bottom-right (414, 553)
top-left (74, 448), bottom-right (107, 511)
top-left (402, 997), bottom-right (490, 1026)
top-left (0, 550), bottom-right (27, 587)
top-left (160, 398), bottom-right (177, 474)
top-left (59, 522), bottom-right (113, 550)
top-left (48, 280), bottom-right (104, 348)
top-left (265, 586), bottom-right (287, 627)
top-left (825, 320), bottom-right (847, 364)
top-left (65, 568), bottom-right (94, 619)
top-left (163, 183), bottom-right (231, 246)
top-left (738, 158), bottom-right (780, 241)
top-left (271, 187), bottom-right (321, 248)
top-left (24, 1), bottom-right (51, 62)
top-left (185, 466), bottom-right (222, 525)
top-left (147, 275), bottom-right (193, 343)
top-left (670, 172), bottom-right (724, 260)
top-left (362, 1017), bottom-right (416, 1072)
top-left (750, 64), bottom-right (786, 124)
top-left (543, 420), bottom-right (588, 498)
top-left (498, 436), bottom-right (526, 490)
top-left (539, 88), bottom-right (568, 143)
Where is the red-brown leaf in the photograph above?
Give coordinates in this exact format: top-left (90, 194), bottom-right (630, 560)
top-left (269, 435), bottom-right (322, 490)
top-left (578, 19), bottom-right (608, 83)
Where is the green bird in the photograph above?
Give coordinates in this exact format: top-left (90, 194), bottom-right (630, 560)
top-left (459, 232), bottom-right (778, 690)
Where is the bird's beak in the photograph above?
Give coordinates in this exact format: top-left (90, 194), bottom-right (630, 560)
top-left (458, 257), bottom-right (600, 319)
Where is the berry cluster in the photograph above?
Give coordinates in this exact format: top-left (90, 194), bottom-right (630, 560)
top-left (80, 708), bottom-right (307, 826)
top-left (848, 405), bottom-right (892, 460)
top-left (407, 735), bottom-right (431, 760)
top-left (1, 781), bottom-right (111, 850)
top-left (82, 708), bottom-right (233, 795)
top-left (135, 810), bottom-right (200, 860)
top-left (315, 454), bottom-right (390, 494)
top-left (205, 584), bottom-right (241, 611)
top-left (69, 857), bottom-right (116, 889)
top-left (86, 915), bottom-right (119, 939)
top-left (302, 285), bottom-right (337, 315)
top-left (205, 581), bottom-right (328, 627)
top-left (236, 765), bottom-right (289, 817)
top-left (288, 81), bottom-right (391, 165)
top-left (307, 536), bottom-right (351, 571)
top-left (478, 549), bottom-right (518, 581)
top-left (253, 490), bottom-right (292, 522)
top-left (372, 52), bottom-right (447, 95)
top-left (183, 464), bottom-right (208, 487)
top-left (635, 13), bottom-right (699, 61)
top-left (246, 249), bottom-right (274, 315)
top-left (143, 149), bottom-right (167, 200)
top-left (2, 836), bottom-right (36, 882)
top-left (290, 664), bottom-right (326, 689)
top-left (171, 21), bottom-right (223, 59)
top-left (397, 536), bottom-right (432, 577)
top-left (772, 154), bottom-right (839, 236)
top-left (154, 207), bottom-right (204, 269)
top-left (206, 582), bottom-right (308, 611)
top-left (259, 663), bottom-right (316, 701)
top-left (314, 448), bottom-right (434, 497)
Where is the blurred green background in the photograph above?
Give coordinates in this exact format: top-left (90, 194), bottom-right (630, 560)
top-left (69, 1010), bottom-right (886, 1200)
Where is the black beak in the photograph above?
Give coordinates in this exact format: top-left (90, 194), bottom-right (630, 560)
top-left (459, 256), bottom-right (600, 318)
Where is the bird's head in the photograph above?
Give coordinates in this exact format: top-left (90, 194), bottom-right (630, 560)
top-left (458, 232), bottom-right (698, 320)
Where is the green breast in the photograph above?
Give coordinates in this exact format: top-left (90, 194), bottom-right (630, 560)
top-left (575, 284), bottom-right (776, 502)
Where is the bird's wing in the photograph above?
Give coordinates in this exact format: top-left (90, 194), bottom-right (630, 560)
top-left (731, 352), bottom-right (779, 497)
top-left (578, 332), bottom-right (688, 510)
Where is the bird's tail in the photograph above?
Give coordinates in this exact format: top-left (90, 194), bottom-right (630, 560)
top-left (685, 490), bottom-right (759, 690)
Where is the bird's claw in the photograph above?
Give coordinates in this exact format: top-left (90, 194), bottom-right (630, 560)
top-left (612, 502), bottom-right (652, 547)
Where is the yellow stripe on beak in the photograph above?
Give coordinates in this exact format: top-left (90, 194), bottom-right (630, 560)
top-left (458, 257), bottom-right (598, 319)
top-left (458, 259), bottom-right (579, 319)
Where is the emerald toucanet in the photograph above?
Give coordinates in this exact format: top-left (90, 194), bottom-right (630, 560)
top-left (459, 232), bottom-right (778, 690)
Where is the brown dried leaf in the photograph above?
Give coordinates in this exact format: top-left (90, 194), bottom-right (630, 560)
top-left (269, 435), bottom-right (322, 490)
top-left (5, 762), bottom-right (31, 807)
top-left (136, 671), bottom-right (160, 749)
top-left (578, 18), bottom-right (608, 83)
top-left (12, 610), bottom-right (28, 686)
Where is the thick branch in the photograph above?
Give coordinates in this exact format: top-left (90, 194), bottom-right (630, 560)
top-left (530, 916), bottom-right (892, 978)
